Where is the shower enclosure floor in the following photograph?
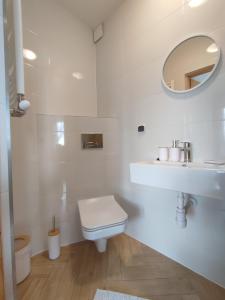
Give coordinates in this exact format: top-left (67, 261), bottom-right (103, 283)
top-left (17, 234), bottom-right (225, 300)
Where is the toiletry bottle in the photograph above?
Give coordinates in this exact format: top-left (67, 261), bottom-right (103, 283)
top-left (169, 140), bottom-right (181, 162)
top-left (159, 147), bottom-right (169, 161)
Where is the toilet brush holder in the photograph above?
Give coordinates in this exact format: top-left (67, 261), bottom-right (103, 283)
top-left (48, 216), bottom-right (60, 260)
top-left (48, 229), bottom-right (60, 260)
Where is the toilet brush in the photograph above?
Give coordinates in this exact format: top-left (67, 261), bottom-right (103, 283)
top-left (52, 216), bottom-right (56, 232)
top-left (48, 216), bottom-right (60, 260)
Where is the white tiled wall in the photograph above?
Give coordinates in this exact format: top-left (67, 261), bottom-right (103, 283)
top-left (96, 0), bottom-right (225, 287)
top-left (22, 0), bottom-right (97, 116)
top-left (12, 115), bottom-right (119, 254)
top-left (5, 0), bottom-right (118, 261)
top-left (11, 0), bottom-right (100, 254)
top-left (37, 115), bottom-right (119, 248)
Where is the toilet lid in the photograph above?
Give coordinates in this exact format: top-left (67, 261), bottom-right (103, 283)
top-left (15, 235), bottom-right (30, 252)
top-left (78, 195), bottom-right (128, 231)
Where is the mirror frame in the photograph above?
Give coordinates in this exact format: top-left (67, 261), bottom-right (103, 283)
top-left (162, 34), bottom-right (221, 94)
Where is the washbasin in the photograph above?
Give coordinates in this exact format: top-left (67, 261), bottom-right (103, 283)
top-left (130, 161), bottom-right (225, 200)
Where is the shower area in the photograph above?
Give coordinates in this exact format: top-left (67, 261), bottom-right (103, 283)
top-left (0, 0), bottom-right (120, 298)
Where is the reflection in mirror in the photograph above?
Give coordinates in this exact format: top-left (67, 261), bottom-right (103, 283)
top-left (163, 36), bottom-right (220, 93)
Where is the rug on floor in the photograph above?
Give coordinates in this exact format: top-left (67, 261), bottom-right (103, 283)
top-left (94, 289), bottom-right (150, 300)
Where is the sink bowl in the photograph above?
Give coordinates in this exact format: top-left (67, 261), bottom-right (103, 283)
top-left (130, 161), bottom-right (225, 200)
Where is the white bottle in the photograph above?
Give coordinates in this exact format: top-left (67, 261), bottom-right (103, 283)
top-left (169, 140), bottom-right (181, 162)
top-left (159, 147), bottom-right (169, 161)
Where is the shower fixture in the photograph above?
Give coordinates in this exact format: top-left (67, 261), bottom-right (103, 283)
top-left (11, 0), bottom-right (30, 117)
top-left (10, 94), bottom-right (30, 117)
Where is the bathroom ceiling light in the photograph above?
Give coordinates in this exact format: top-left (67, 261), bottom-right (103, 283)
top-left (72, 72), bottom-right (84, 80)
top-left (206, 43), bottom-right (219, 53)
top-left (23, 48), bottom-right (37, 60)
top-left (188, 0), bottom-right (207, 8)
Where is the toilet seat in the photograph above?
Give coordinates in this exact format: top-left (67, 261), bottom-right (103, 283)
top-left (78, 195), bottom-right (128, 232)
top-left (82, 220), bottom-right (127, 232)
top-left (78, 195), bottom-right (128, 252)
top-left (15, 235), bottom-right (30, 253)
top-left (14, 235), bottom-right (31, 284)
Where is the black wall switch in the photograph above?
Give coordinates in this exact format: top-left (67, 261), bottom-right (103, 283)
top-left (138, 125), bottom-right (145, 132)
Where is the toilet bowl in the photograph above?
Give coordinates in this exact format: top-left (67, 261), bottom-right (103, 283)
top-left (78, 195), bottom-right (128, 252)
top-left (15, 235), bottom-right (31, 284)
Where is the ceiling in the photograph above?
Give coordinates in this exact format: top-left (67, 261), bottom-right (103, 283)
top-left (57, 0), bottom-right (124, 29)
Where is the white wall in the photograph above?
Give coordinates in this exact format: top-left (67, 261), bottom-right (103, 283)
top-left (96, 0), bottom-right (225, 287)
top-left (22, 0), bottom-right (97, 116)
top-left (37, 115), bottom-right (119, 251)
top-left (12, 114), bottom-right (119, 255)
top-left (11, 0), bottom-right (116, 255)
top-left (12, 0), bottom-right (97, 253)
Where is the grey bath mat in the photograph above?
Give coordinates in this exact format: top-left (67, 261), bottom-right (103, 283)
top-left (94, 289), bottom-right (150, 300)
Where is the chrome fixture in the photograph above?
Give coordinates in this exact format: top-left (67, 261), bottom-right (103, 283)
top-left (176, 192), bottom-right (196, 228)
top-left (176, 192), bottom-right (188, 228)
top-left (11, 0), bottom-right (31, 118)
top-left (180, 142), bottom-right (192, 163)
top-left (172, 139), bottom-right (179, 148)
top-left (170, 140), bottom-right (192, 163)
top-left (10, 93), bottom-right (30, 117)
top-left (81, 134), bottom-right (103, 149)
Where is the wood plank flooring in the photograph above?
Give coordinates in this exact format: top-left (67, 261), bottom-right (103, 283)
top-left (17, 234), bottom-right (225, 300)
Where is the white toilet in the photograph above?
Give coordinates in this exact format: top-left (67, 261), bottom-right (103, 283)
top-left (78, 195), bottom-right (128, 252)
top-left (15, 235), bottom-right (31, 284)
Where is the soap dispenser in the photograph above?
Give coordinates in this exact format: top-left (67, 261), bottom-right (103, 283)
top-left (169, 140), bottom-right (181, 162)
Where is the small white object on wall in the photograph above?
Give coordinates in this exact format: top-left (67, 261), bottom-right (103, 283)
top-left (18, 99), bottom-right (30, 111)
top-left (94, 24), bottom-right (104, 43)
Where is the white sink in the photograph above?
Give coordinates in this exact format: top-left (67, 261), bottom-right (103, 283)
top-left (130, 161), bottom-right (225, 200)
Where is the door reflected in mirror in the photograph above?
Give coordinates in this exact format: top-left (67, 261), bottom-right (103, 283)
top-left (162, 36), bottom-right (220, 93)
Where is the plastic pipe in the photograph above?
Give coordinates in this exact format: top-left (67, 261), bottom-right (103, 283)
top-left (176, 192), bottom-right (187, 228)
top-left (13, 0), bottom-right (25, 95)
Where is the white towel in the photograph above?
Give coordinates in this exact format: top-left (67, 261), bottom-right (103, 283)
top-left (93, 289), bottom-right (150, 300)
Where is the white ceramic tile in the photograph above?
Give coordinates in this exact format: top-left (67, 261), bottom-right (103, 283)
top-left (22, 0), bottom-right (97, 117)
top-left (98, 0), bottom-right (225, 83)
top-left (11, 0), bottom-right (107, 255)
top-left (27, 115), bottom-right (119, 253)
top-left (96, 0), bottom-right (225, 288)
top-left (185, 120), bottom-right (225, 162)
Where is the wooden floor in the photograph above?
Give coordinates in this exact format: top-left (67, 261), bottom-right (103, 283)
top-left (17, 234), bottom-right (225, 300)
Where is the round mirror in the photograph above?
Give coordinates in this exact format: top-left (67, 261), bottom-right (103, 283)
top-left (162, 35), bottom-right (220, 93)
